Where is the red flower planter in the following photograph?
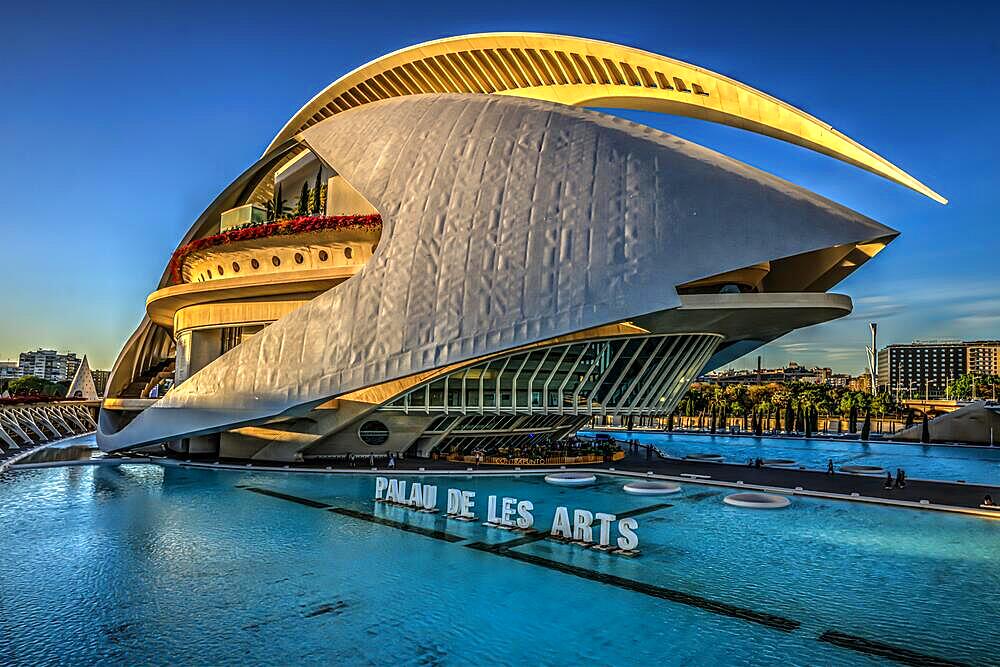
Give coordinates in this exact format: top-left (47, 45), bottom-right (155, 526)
top-left (168, 214), bottom-right (382, 284)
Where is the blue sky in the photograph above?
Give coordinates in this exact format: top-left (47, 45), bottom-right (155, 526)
top-left (1, 0), bottom-right (997, 373)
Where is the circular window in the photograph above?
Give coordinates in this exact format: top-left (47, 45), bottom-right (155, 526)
top-left (207, 269), bottom-right (213, 279)
top-left (318, 250), bottom-right (328, 262)
top-left (294, 252), bottom-right (304, 264)
top-left (217, 265), bottom-right (224, 276)
top-left (271, 255), bottom-right (281, 267)
top-left (344, 247), bottom-right (353, 260)
top-left (251, 258), bottom-right (260, 270)
top-left (358, 420), bottom-right (390, 446)
top-left (232, 261), bottom-right (240, 273)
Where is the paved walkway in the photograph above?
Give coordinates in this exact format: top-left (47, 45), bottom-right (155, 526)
top-left (606, 450), bottom-right (999, 510)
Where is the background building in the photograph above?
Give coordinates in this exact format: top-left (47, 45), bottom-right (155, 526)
top-left (966, 341), bottom-right (1000, 376)
top-left (877, 342), bottom-right (966, 398)
top-left (91, 369), bottom-right (110, 397)
top-left (17, 349), bottom-right (81, 383)
top-left (848, 374), bottom-right (872, 392)
top-left (0, 361), bottom-right (19, 381)
top-left (702, 362), bottom-right (835, 386)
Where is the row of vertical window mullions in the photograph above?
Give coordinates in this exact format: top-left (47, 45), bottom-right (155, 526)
top-left (399, 337), bottom-right (620, 413)
top-left (390, 334), bottom-right (719, 416)
top-left (611, 337), bottom-right (671, 412)
top-left (640, 335), bottom-right (711, 414)
top-left (658, 337), bottom-right (719, 413)
top-left (619, 336), bottom-right (687, 413)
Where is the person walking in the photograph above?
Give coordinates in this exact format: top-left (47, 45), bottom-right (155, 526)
top-left (388, 453), bottom-right (396, 470)
top-left (884, 471), bottom-right (894, 489)
top-left (827, 458), bottom-right (835, 475)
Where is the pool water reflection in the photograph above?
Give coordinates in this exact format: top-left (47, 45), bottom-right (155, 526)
top-left (1, 464), bottom-right (997, 666)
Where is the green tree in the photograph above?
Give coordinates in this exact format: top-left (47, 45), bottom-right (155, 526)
top-left (947, 373), bottom-right (1000, 401)
top-left (296, 181), bottom-right (311, 217)
top-left (311, 169), bottom-right (324, 214)
top-left (9, 375), bottom-right (61, 396)
top-left (270, 183), bottom-right (287, 222)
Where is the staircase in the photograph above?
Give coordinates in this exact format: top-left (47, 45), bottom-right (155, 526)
top-left (119, 359), bottom-right (175, 399)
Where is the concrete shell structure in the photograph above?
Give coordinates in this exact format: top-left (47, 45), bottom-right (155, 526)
top-left (98, 34), bottom-right (940, 462)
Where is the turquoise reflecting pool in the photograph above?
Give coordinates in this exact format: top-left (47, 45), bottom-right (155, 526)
top-left (580, 431), bottom-right (1000, 485)
top-left (1, 464), bottom-right (998, 666)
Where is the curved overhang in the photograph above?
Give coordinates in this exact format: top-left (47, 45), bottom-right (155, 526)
top-left (146, 266), bottom-right (357, 330)
top-left (267, 32), bottom-right (945, 204)
top-left (100, 94), bottom-right (890, 452)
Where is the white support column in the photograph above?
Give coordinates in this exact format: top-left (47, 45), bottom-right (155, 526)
top-left (526, 349), bottom-right (553, 414)
top-left (584, 338), bottom-right (634, 415)
top-left (541, 346), bottom-right (572, 413)
top-left (571, 340), bottom-right (608, 415)
top-left (509, 354), bottom-right (531, 414)
top-left (556, 343), bottom-right (591, 415)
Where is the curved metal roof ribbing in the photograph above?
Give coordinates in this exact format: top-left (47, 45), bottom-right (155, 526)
top-left (266, 32), bottom-right (945, 204)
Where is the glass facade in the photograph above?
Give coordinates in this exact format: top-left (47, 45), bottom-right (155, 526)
top-left (380, 333), bottom-right (721, 417)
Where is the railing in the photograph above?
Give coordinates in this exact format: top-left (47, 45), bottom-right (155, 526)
top-left (0, 404), bottom-right (97, 472)
top-left (446, 451), bottom-right (625, 466)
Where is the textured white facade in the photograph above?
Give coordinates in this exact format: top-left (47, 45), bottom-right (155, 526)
top-left (99, 94), bottom-right (896, 454)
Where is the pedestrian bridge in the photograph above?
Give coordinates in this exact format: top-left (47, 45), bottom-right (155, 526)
top-left (902, 398), bottom-right (966, 417)
top-left (0, 402), bottom-right (97, 469)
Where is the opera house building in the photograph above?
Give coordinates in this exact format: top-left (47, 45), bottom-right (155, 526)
top-left (97, 33), bottom-right (942, 462)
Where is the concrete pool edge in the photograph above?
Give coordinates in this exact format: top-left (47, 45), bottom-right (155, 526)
top-left (580, 428), bottom-right (1000, 451)
top-left (0, 430), bottom-right (101, 474)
